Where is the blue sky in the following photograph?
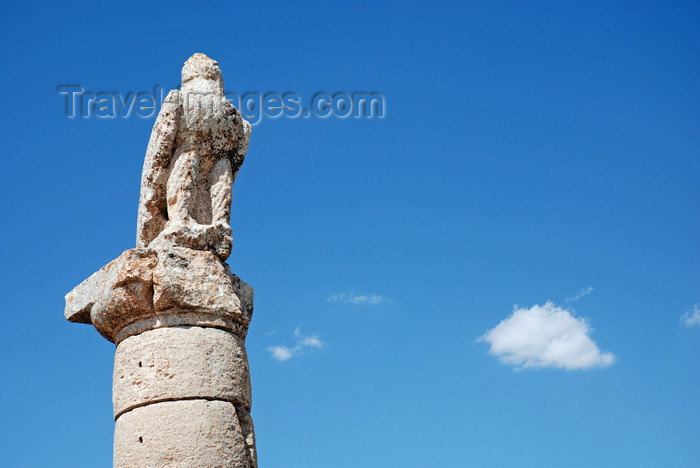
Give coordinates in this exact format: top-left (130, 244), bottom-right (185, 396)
top-left (1, 1), bottom-right (698, 467)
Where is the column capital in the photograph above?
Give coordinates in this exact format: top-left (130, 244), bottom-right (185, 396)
top-left (65, 247), bottom-right (253, 344)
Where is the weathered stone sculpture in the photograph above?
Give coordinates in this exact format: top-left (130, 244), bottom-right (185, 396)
top-left (65, 53), bottom-right (256, 467)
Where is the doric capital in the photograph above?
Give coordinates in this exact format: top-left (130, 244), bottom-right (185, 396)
top-left (65, 247), bottom-right (253, 344)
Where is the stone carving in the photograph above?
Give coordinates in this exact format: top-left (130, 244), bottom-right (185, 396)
top-left (136, 53), bottom-right (251, 260)
top-left (65, 54), bottom-right (257, 467)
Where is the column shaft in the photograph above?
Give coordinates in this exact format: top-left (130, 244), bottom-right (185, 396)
top-left (112, 326), bottom-right (256, 467)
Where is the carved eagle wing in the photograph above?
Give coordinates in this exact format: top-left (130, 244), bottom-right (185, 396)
top-left (136, 90), bottom-right (180, 248)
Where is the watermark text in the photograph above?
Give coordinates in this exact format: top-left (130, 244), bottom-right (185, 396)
top-left (57, 85), bottom-right (385, 125)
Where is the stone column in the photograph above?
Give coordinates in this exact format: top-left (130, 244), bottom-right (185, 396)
top-left (64, 54), bottom-right (256, 467)
top-left (65, 247), bottom-right (257, 467)
top-left (113, 327), bottom-right (255, 467)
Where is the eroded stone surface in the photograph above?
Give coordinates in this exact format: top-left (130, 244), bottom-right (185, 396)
top-left (114, 399), bottom-right (256, 468)
top-left (64, 247), bottom-right (253, 342)
top-left (113, 311), bottom-right (248, 345)
top-left (136, 53), bottom-right (251, 260)
top-left (113, 326), bottom-right (251, 418)
top-left (65, 249), bottom-right (157, 340)
top-left (153, 247), bottom-right (252, 329)
top-left (237, 407), bottom-right (257, 465)
top-left (149, 222), bottom-right (233, 261)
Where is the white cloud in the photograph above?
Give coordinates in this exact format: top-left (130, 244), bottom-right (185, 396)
top-left (681, 304), bottom-right (700, 327)
top-left (326, 292), bottom-right (389, 305)
top-left (267, 326), bottom-right (326, 361)
top-left (479, 301), bottom-right (614, 370)
top-left (267, 345), bottom-right (294, 362)
top-left (565, 286), bottom-right (594, 303)
top-left (299, 335), bottom-right (324, 348)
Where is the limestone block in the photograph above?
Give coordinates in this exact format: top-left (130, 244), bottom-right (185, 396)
top-left (113, 326), bottom-right (251, 417)
top-left (114, 399), bottom-right (256, 468)
top-left (153, 247), bottom-right (252, 328)
top-left (64, 246), bottom-right (253, 342)
top-left (65, 249), bottom-right (157, 341)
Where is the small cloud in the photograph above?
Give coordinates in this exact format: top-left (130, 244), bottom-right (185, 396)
top-left (265, 328), bottom-right (279, 336)
top-left (479, 301), bottom-right (614, 370)
top-left (681, 304), bottom-right (700, 327)
top-left (294, 326), bottom-right (326, 348)
top-left (565, 286), bottom-right (594, 303)
top-left (299, 335), bottom-right (324, 348)
top-left (267, 326), bottom-right (326, 361)
top-left (267, 345), bottom-right (294, 362)
top-left (327, 292), bottom-right (390, 305)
